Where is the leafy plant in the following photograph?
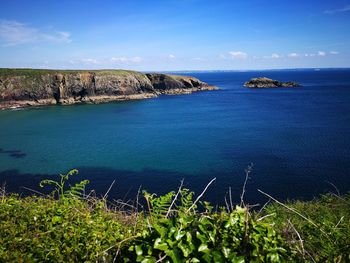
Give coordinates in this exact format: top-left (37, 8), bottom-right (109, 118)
top-left (121, 190), bottom-right (294, 262)
top-left (39, 169), bottom-right (89, 199)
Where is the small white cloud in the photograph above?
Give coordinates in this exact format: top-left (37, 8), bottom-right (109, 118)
top-left (168, 54), bottom-right (176, 59)
top-left (324, 5), bottom-right (350, 14)
top-left (0, 19), bottom-right (71, 46)
top-left (111, 56), bottom-right (142, 63)
top-left (228, 51), bottom-right (248, 59)
top-left (82, 58), bottom-right (99, 64)
top-left (330, 51), bottom-right (339, 55)
top-left (264, 53), bottom-right (281, 59)
top-left (131, 56), bottom-right (142, 63)
top-left (288, 53), bottom-right (299, 58)
top-left (219, 54), bottom-right (226, 59)
top-left (192, 57), bottom-right (202, 61)
top-left (111, 57), bottom-right (127, 63)
top-left (43, 31), bottom-right (71, 44)
top-left (305, 51), bottom-right (330, 57)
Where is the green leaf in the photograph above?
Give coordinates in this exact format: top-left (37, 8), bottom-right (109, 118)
top-left (198, 244), bottom-right (210, 253)
top-left (154, 238), bottom-right (168, 251)
top-left (178, 241), bottom-right (191, 257)
top-left (52, 216), bottom-right (61, 224)
top-left (222, 247), bottom-right (231, 258)
top-left (212, 251), bottom-right (224, 262)
top-left (141, 257), bottom-right (157, 263)
top-left (166, 248), bottom-right (182, 263)
top-left (135, 245), bottom-right (143, 256)
top-left (153, 224), bottom-right (167, 237)
top-left (175, 230), bottom-right (185, 241)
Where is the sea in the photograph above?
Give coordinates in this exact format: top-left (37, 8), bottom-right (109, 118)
top-left (1, 69), bottom-right (349, 206)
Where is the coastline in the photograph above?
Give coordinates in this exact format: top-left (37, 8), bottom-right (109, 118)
top-left (0, 85), bottom-right (217, 110)
top-left (0, 69), bottom-right (217, 110)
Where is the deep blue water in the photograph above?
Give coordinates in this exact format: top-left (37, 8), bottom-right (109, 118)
top-left (1, 69), bottom-right (350, 206)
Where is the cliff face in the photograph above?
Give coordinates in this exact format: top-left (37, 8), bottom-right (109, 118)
top-left (146, 73), bottom-right (211, 94)
top-left (0, 69), bottom-right (216, 109)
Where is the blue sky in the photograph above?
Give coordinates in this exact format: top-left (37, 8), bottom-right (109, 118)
top-left (0, 0), bottom-right (349, 70)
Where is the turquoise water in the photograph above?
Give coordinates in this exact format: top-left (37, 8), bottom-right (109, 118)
top-left (1, 69), bottom-right (350, 204)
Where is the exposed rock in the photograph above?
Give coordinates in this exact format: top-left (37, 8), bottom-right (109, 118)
top-left (0, 69), bottom-right (217, 110)
top-left (244, 77), bottom-right (300, 88)
top-left (146, 73), bottom-right (216, 94)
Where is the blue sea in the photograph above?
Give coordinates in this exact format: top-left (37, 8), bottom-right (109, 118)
top-left (1, 69), bottom-right (350, 206)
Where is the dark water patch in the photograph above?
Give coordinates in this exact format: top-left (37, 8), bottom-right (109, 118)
top-left (0, 148), bottom-right (27, 159)
top-left (0, 166), bottom-right (345, 207)
top-left (9, 152), bottom-right (27, 158)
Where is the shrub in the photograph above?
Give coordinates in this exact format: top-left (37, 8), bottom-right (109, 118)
top-left (120, 188), bottom-right (294, 262)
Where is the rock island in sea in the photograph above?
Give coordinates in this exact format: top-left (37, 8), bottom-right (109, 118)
top-left (0, 69), bottom-right (217, 110)
top-left (244, 77), bottom-right (300, 88)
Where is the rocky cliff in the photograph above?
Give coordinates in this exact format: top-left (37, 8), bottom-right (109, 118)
top-left (0, 69), bottom-right (216, 109)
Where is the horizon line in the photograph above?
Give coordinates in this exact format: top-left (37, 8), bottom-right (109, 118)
top-left (1, 67), bottom-right (350, 73)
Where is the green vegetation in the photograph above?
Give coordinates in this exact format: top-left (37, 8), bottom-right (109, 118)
top-left (263, 192), bottom-right (350, 262)
top-left (0, 170), bottom-right (349, 262)
top-left (0, 68), bottom-right (145, 78)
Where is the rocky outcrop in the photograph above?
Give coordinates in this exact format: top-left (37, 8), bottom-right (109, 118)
top-left (146, 73), bottom-right (215, 94)
top-left (0, 69), bottom-right (216, 109)
top-left (244, 77), bottom-right (300, 88)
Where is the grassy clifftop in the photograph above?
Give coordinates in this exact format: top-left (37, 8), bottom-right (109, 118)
top-left (0, 68), bottom-right (144, 77)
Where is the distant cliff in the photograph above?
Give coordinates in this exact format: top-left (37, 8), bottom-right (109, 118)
top-left (0, 69), bottom-right (216, 109)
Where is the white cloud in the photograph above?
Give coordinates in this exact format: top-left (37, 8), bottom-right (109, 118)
top-left (219, 54), bottom-right (226, 59)
top-left (82, 58), bottom-right (99, 64)
top-left (168, 54), bottom-right (176, 59)
top-left (0, 19), bottom-right (71, 46)
top-left (305, 53), bottom-right (316, 57)
top-left (264, 53), bottom-right (281, 59)
top-left (330, 51), bottom-right (339, 55)
top-left (228, 51), bottom-right (248, 59)
top-left (304, 51), bottom-right (328, 57)
top-left (288, 53), bottom-right (299, 58)
top-left (192, 57), bottom-right (203, 61)
top-left (111, 56), bottom-right (142, 63)
top-left (324, 5), bottom-right (350, 14)
top-left (128, 56), bottom-right (142, 63)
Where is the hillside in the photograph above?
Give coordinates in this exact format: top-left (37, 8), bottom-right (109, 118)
top-left (0, 69), bottom-right (216, 109)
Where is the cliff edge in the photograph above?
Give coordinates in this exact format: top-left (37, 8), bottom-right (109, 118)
top-left (0, 69), bottom-right (216, 109)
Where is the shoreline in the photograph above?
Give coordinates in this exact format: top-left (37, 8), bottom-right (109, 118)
top-left (0, 85), bottom-right (217, 110)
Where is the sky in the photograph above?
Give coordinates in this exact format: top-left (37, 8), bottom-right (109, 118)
top-left (0, 0), bottom-right (349, 71)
